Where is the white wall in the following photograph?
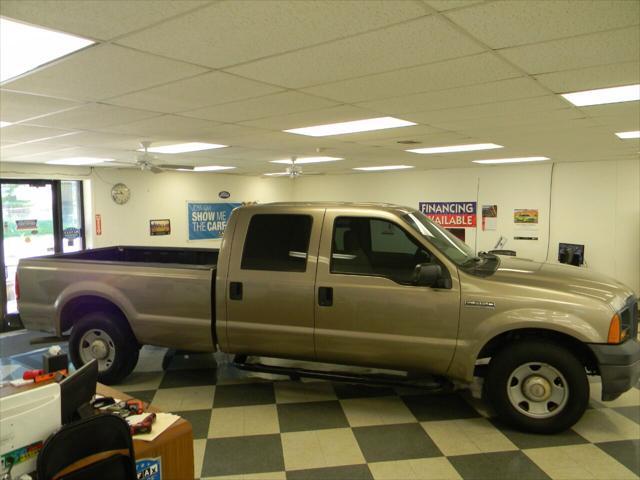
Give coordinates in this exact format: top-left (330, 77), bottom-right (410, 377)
top-left (291, 160), bottom-right (640, 294)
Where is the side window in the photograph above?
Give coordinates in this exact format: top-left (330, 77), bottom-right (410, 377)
top-left (241, 214), bottom-right (312, 272)
top-left (331, 217), bottom-right (433, 284)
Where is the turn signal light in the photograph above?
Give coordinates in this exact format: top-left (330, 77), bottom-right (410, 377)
top-left (607, 314), bottom-right (622, 344)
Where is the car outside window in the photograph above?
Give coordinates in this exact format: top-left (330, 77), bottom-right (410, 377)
top-left (241, 214), bottom-right (312, 272)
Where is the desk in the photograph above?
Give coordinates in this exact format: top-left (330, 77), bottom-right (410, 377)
top-left (0, 382), bottom-right (194, 480)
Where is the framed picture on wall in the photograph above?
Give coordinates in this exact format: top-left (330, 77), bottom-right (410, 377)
top-left (150, 219), bottom-right (171, 236)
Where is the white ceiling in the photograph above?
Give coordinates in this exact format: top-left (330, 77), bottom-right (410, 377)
top-left (0, 0), bottom-right (638, 175)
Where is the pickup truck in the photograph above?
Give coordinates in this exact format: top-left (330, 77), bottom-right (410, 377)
top-left (17, 202), bottom-right (639, 433)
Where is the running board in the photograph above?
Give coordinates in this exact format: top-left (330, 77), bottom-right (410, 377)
top-left (233, 357), bottom-right (452, 392)
top-left (30, 335), bottom-right (70, 345)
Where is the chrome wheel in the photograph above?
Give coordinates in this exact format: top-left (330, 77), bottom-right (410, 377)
top-left (79, 329), bottom-right (116, 372)
top-left (507, 362), bottom-right (569, 418)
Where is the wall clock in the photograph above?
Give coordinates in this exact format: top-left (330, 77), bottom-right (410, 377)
top-left (111, 183), bottom-right (131, 205)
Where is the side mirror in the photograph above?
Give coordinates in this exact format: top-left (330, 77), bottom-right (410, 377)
top-left (413, 263), bottom-right (442, 287)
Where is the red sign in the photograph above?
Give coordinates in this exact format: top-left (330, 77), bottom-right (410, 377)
top-left (419, 202), bottom-right (477, 228)
top-left (427, 214), bottom-right (476, 228)
top-left (95, 214), bottom-right (102, 236)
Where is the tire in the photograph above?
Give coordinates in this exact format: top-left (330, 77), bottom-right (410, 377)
top-left (485, 340), bottom-right (589, 434)
top-left (69, 311), bottom-right (140, 385)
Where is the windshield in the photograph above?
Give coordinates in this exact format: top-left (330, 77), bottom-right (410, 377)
top-left (402, 211), bottom-right (475, 266)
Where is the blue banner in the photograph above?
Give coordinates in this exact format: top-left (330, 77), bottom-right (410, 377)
top-left (188, 202), bottom-right (240, 240)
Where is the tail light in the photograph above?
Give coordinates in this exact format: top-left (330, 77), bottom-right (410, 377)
top-left (14, 271), bottom-right (20, 301)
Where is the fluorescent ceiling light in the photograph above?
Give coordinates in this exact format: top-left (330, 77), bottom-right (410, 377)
top-left (270, 156), bottom-right (343, 165)
top-left (193, 165), bottom-right (235, 172)
top-left (615, 130), bottom-right (640, 139)
top-left (46, 157), bottom-right (114, 166)
top-left (141, 142), bottom-right (227, 154)
top-left (0, 121), bottom-right (13, 128)
top-left (407, 143), bottom-right (503, 154)
top-left (284, 117), bottom-right (416, 137)
top-left (561, 84), bottom-right (640, 106)
top-left (1, 18), bottom-right (94, 83)
top-left (472, 156), bottom-right (549, 165)
top-left (353, 165), bottom-right (415, 171)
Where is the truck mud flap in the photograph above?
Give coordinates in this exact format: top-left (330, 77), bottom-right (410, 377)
top-left (233, 356), bottom-right (454, 392)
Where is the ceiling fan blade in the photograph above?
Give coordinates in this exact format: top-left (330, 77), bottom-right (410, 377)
top-left (150, 166), bottom-right (164, 174)
top-left (302, 172), bottom-right (324, 175)
top-left (157, 164), bottom-right (193, 170)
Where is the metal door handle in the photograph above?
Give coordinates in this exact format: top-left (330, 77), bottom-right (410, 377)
top-left (229, 281), bottom-right (243, 300)
top-left (318, 286), bottom-right (333, 306)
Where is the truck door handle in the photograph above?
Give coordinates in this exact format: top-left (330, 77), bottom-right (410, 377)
top-left (318, 287), bottom-right (333, 306)
top-left (229, 281), bottom-right (243, 300)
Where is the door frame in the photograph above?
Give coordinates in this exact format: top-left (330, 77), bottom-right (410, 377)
top-left (0, 179), bottom-right (86, 331)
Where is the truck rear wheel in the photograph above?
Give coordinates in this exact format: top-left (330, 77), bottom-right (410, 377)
top-left (485, 341), bottom-right (589, 434)
top-left (69, 312), bottom-right (139, 385)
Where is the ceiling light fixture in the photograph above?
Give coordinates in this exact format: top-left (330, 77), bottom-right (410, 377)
top-left (472, 156), bottom-right (549, 165)
top-left (0, 121), bottom-right (12, 128)
top-left (615, 130), bottom-right (640, 139)
top-left (353, 165), bottom-right (415, 171)
top-left (193, 165), bottom-right (236, 172)
top-left (407, 143), bottom-right (503, 154)
top-left (284, 117), bottom-right (416, 137)
top-left (0, 18), bottom-right (94, 83)
top-left (140, 142), bottom-right (227, 154)
top-left (46, 157), bottom-right (114, 166)
top-left (561, 84), bottom-right (640, 107)
top-left (263, 172), bottom-right (290, 176)
top-left (270, 156), bottom-right (343, 165)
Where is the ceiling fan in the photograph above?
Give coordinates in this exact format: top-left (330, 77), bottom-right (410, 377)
top-left (112, 141), bottom-right (195, 174)
top-left (265, 156), bottom-right (324, 179)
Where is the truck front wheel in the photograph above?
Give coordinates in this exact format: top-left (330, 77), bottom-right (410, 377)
top-left (69, 312), bottom-right (139, 385)
top-left (485, 341), bottom-right (589, 434)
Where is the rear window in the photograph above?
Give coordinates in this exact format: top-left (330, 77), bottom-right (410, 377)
top-left (241, 214), bottom-right (312, 272)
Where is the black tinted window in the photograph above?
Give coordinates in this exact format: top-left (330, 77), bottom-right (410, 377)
top-left (241, 214), bottom-right (312, 272)
top-left (331, 217), bottom-right (433, 283)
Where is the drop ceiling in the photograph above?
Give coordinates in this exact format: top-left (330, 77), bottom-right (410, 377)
top-left (0, 0), bottom-right (638, 175)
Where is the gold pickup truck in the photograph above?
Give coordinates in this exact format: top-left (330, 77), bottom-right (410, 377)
top-left (17, 202), bottom-right (639, 433)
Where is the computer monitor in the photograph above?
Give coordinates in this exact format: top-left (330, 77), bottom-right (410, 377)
top-left (0, 382), bottom-right (61, 477)
top-left (60, 359), bottom-right (98, 424)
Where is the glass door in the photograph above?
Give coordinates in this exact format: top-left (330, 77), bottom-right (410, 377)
top-left (0, 180), bottom-right (85, 331)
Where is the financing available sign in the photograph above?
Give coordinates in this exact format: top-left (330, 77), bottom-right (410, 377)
top-left (188, 202), bottom-right (241, 240)
top-left (419, 201), bottom-right (477, 228)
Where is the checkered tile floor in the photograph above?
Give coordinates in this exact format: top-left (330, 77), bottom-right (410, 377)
top-left (2, 343), bottom-right (639, 480)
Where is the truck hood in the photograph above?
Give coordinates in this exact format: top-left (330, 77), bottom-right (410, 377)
top-left (492, 256), bottom-right (635, 309)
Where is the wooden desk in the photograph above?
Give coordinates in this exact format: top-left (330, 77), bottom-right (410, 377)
top-left (0, 381), bottom-right (194, 480)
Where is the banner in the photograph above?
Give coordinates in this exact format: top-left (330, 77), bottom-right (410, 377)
top-left (188, 202), bottom-right (241, 240)
top-left (419, 202), bottom-right (477, 228)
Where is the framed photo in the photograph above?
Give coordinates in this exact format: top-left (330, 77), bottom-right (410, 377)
top-left (150, 219), bottom-right (171, 236)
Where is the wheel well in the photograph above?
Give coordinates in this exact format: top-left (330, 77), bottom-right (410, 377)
top-left (60, 296), bottom-right (129, 335)
top-left (475, 328), bottom-right (599, 376)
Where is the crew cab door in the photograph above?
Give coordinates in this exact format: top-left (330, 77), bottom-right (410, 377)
top-left (225, 206), bottom-right (324, 360)
top-left (314, 211), bottom-right (461, 374)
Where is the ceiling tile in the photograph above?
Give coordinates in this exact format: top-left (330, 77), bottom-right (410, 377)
top-left (431, 108), bottom-right (584, 131)
top-left (352, 131), bottom-right (470, 148)
top-left (579, 101), bottom-right (640, 119)
top-left (107, 72), bottom-right (282, 114)
top-left (240, 105), bottom-right (381, 131)
top-left (99, 114), bottom-right (222, 141)
top-left (27, 103), bottom-right (161, 130)
top-left (0, 124), bottom-right (78, 143)
top-left (0, 90), bottom-right (81, 123)
top-left (423, 1), bottom-right (484, 12)
top-left (403, 95), bottom-right (568, 124)
top-left (183, 92), bottom-right (340, 123)
top-left (117, 0), bottom-right (429, 68)
top-left (2, 44), bottom-right (207, 102)
top-left (497, 27), bottom-right (639, 75)
top-left (534, 62), bottom-right (640, 93)
top-left (226, 16), bottom-right (484, 88)
top-left (357, 77), bottom-right (549, 114)
top-left (303, 52), bottom-right (520, 103)
top-left (40, 131), bottom-right (142, 150)
top-left (1, 143), bottom-right (75, 161)
top-left (446, 0), bottom-right (639, 49)
top-left (0, 0), bottom-right (209, 41)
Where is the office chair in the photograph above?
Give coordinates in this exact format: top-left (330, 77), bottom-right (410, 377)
top-left (37, 413), bottom-right (137, 480)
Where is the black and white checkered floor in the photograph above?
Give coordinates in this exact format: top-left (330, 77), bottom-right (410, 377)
top-left (2, 341), bottom-right (638, 480)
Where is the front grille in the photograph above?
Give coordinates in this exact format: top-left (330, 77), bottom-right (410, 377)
top-left (620, 297), bottom-right (638, 340)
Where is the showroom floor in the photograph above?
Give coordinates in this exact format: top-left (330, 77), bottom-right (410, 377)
top-left (1, 335), bottom-right (638, 480)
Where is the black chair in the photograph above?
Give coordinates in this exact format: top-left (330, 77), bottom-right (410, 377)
top-left (37, 413), bottom-right (137, 480)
